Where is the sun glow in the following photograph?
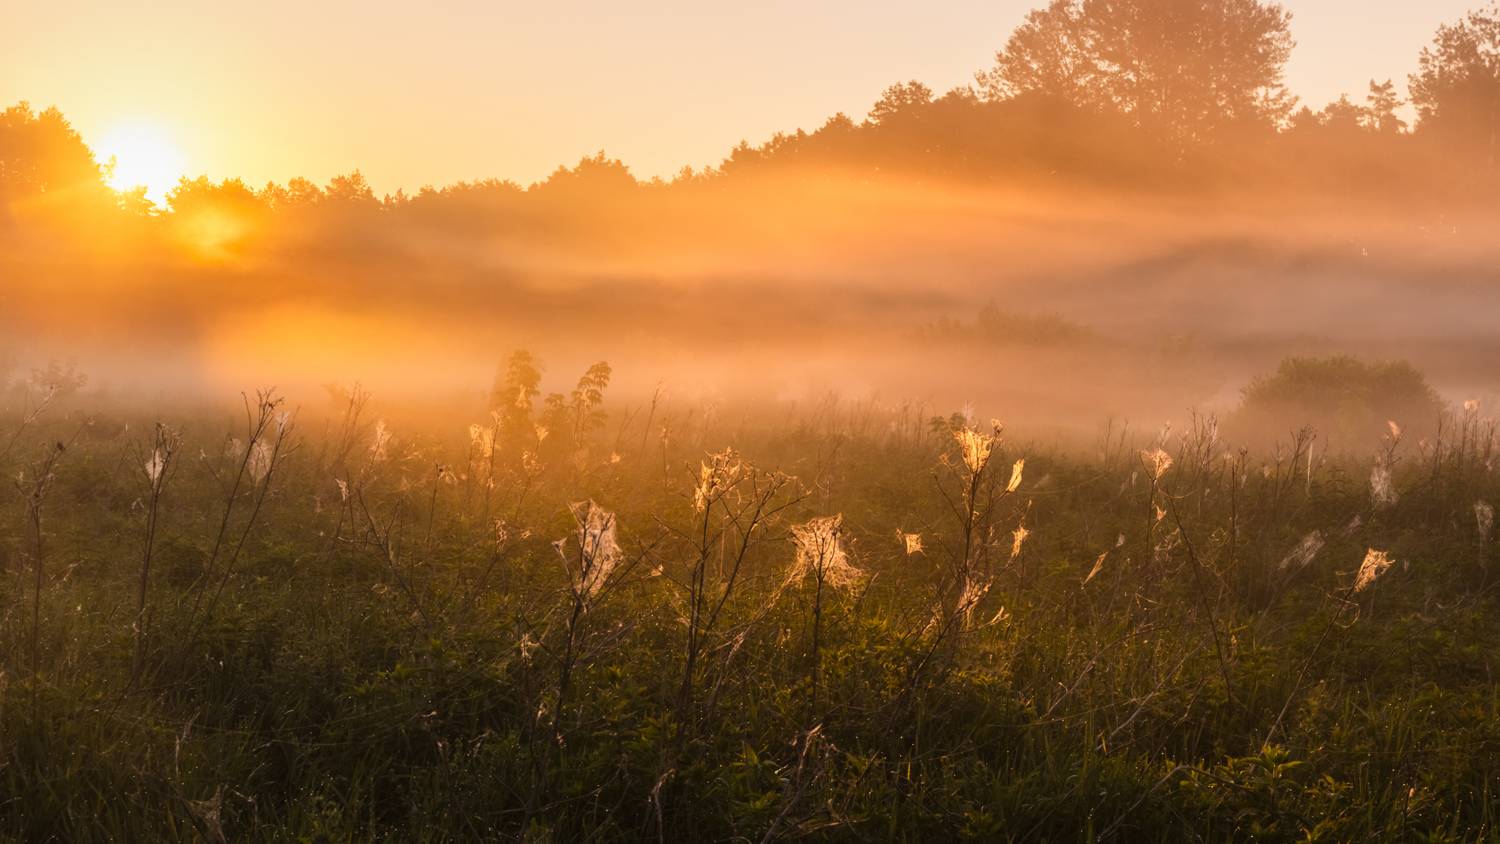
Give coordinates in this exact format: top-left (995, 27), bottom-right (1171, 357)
top-left (96, 120), bottom-right (187, 205)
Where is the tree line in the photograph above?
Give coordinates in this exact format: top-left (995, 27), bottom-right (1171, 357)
top-left (3, 0), bottom-right (1499, 228)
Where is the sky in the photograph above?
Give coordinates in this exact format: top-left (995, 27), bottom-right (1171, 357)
top-left (1, 0), bottom-right (1480, 195)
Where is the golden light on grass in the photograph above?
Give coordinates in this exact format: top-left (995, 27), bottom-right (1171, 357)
top-left (95, 120), bottom-right (186, 204)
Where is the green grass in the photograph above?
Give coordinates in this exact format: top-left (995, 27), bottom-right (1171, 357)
top-left (1, 391), bottom-right (1498, 842)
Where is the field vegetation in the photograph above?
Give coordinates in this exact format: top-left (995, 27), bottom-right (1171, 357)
top-left (2, 355), bottom-right (1497, 841)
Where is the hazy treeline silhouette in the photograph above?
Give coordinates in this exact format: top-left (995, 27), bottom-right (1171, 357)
top-left (6, 2), bottom-right (1498, 220)
top-left (3, 0), bottom-right (1500, 417)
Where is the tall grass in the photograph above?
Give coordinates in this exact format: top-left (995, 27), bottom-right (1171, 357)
top-left (1, 369), bottom-right (1498, 840)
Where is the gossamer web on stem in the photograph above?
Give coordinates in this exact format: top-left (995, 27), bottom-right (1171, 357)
top-left (1354, 549), bottom-right (1397, 593)
top-left (955, 427), bottom-right (996, 475)
top-left (898, 531), bottom-right (924, 556)
top-left (1370, 462), bottom-right (1399, 510)
top-left (559, 500), bottom-right (623, 600)
top-left (1279, 530), bottom-right (1325, 572)
top-left (1140, 448), bottom-right (1174, 482)
top-left (787, 515), bottom-right (863, 592)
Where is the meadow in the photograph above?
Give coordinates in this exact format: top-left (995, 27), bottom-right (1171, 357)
top-left (9, 0), bottom-right (1500, 839)
top-left (1, 355), bottom-right (1497, 842)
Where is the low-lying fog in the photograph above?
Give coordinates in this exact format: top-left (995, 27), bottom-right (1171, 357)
top-left (6, 175), bottom-right (1498, 440)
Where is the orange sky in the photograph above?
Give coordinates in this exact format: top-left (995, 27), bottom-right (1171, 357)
top-left (1, 0), bottom-right (1478, 195)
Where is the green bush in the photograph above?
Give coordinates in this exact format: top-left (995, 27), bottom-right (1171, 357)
top-left (1233, 355), bottom-right (1445, 447)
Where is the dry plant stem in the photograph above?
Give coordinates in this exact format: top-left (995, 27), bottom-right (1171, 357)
top-left (195, 429), bottom-right (285, 627)
top-left (554, 585), bottom-right (587, 745)
top-left (329, 384), bottom-right (369, 477)
top-left (676, 471), bottom-right (797, 730)
top-left (461, 538), bottom-right (511, 613)
top-left (677, 501), bottom-right (717, 726)
top-left (1039, 623), bottom-right (1172, 722)
top-left (758, 725), bottom-right (823, 844)
top-left (650, 768), bottom-right (675, 844)
top-left (530, 530), bottom-right (655, 822)
top-left (704, 485), bottom-right (800, 639)
top-left (1228, 452), bottom-right (1243, 573)
top-left (356, 492), bottom-right (432, 630)
top-left (134, 424), bottom-right (176, 684)
top-left (424, 464), bottom-right (442, 552)
top-left (1143, 473), bottom-right (1158, 576)
top-left (0, 386), bottom-right (58, 467)
top-left (1097, 765), bottom-right (1188, 840)
top-left (895, 453), bottom-right (1006, 716)
top-left (639, 386), bottom-right (663, 461)
top-left (808, 557), bottom-right (825, 721)
top-left (1166, 490), bottom-right (1236, 707)
top-left (479, 422), bottom-right (499, 527)
top-left (179, 394), bottom-right (289, 664)
top-left (19, 441), bottom-right (65, 718)
top-left (1264, 583), bottom-right (1357, 747)
top-left (1102, 643), bottom-right (1203, 752)
top-left (461, 439), bottom-right (477, 517)
top-left (524, 551), bottom-right (592, 825)
top-left (184, 398), bottom-right (272, 620)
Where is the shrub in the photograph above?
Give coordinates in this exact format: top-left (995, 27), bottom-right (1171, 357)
top-left (1232, 355), bottom-right (1444, 447)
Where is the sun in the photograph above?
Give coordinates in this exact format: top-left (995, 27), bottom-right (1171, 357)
top-left (96, 121), bottom-right (188, 205)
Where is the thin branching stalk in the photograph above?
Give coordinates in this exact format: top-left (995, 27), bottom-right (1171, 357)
top-left (17, 440), bottom-right (65, 717)
top-left (133, 423), bottom-right (178, 683)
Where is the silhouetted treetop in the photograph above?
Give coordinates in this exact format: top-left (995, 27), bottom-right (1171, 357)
top-left (1410, 4), bottom-right (1500, 163)
top-left (868, 81), bottom-right (936, 125)
top-left (0, 103), bottom-right (106, 203)
top-left (977, 0), bottom-right (1296, 142)
top-left (534, 152), bottom-right (636, 196)
top-left (1365, 80), bottom-right (1406, 134)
